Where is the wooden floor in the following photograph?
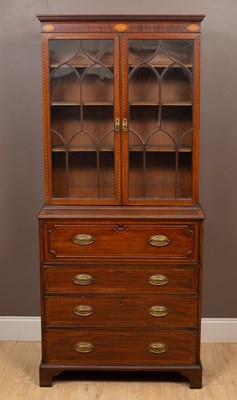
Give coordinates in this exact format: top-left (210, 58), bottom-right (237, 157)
top-left (0, 342), bottom-right (236, 399)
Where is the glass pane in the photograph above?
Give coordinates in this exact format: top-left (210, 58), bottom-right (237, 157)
top-left (177, 152), bottom-right (192, 198)
top-left (49, 39), bottom-right (115, 199)
top-left (128, 39), bottom-right (193, 200)
top-left (68, 152), bottom-right (98, 198)
top-left (129, 67), bottom-right (159, 104)
top-left (145, 152), bottom-right (176, 198)
top-left (82, 65), bottom-right (114, 104)
top-left (129, 152), bottom-right (144, 198)
top-left (52, 152), bottom-right (66, 198)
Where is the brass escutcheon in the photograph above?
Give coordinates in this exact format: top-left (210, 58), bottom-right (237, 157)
top-left (122, 118), bottom-right (128, 133)
top-left (116, 224), bottom-right (125, 231)
top-left (115, 117), bottom-right (120, 132)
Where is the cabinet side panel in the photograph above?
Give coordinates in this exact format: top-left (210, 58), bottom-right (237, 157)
top-left (42, 34), bottom-right (52, 203)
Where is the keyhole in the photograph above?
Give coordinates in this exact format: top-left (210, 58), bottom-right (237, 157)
top-left (116, 224), bottom-right (125, 231)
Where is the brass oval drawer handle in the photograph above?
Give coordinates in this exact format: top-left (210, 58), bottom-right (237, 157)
top-left (148, 342), bottom-right (168, 354)
top-left (74, 342), bottom-right (94, 353)
top-left (72, 233), bottom-right (95, 246)
top-left (73, 274), bottom-right (94, 286)
top-left (148, 234), bottom-right (170, 247)
top-left (148, 305), bottom-right (169, 317)
top-left (73, 305), bottom-right (94, 317)
top-left (148, 274), bottom-right (169, 286)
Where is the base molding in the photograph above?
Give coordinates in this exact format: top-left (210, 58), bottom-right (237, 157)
top-left (0, 317), bottom-right (236, 343)
top-left (39, 362), bottom-right (202, 388)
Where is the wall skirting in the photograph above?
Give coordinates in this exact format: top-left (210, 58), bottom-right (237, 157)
top-left (0, 317), bottom-right (236, 342)
top-left (0, 317), bottom-right (41, 341)
top-left (201, 318), bottom-right (237, 343)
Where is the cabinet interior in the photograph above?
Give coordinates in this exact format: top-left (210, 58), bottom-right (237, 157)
top-left (49, 37), bottom-right (194, 202)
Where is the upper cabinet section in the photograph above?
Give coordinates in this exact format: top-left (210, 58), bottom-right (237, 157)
top-left (38, 15), bottom-right (204, 205)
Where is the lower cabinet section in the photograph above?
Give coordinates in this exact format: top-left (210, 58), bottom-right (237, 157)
top-left (44, 329), bottom-right (197, 365)
top-left (39, 214), bottom-right (203, 389)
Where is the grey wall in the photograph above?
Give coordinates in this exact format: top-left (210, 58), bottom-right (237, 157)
top-left (0, 0), bottom-right (237, 317)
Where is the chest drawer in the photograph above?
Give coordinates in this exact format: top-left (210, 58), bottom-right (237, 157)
top-left (42, 221), bottom-right (199, 262)
top-left (43, 265), bottom-right (198, 294)
top-left (45, 329), bottom-right (197, 365)
top-left (44, 295), bottom-right (197, 328)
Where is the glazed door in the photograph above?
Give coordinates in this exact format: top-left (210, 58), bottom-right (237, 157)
top-left (47, 35), bottom-right (120, 204)
top-left (121, 35), bottom-right (197, 205)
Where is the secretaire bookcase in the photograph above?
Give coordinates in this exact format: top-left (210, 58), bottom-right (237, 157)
top-left (37, 14), bottom-right (205, 388)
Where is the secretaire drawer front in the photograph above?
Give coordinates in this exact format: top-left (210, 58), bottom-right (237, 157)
top-left (43, 266), bottom-right (198, 294)
top-left (45, 329), bottom-right (197, 365)
top-left (43, 221), bottom-right (199, 262)
top-left (44, 295), bottom-right (197, 327)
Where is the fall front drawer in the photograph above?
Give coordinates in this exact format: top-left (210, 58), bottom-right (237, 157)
top-left (44, 329), bottom-right (197, 365)
top-left (42, 221), bottom-right (199, 262)
top-left (43, 265), bottom-right (199, 294)
top-left (44, 295), bottom-right (197, 327)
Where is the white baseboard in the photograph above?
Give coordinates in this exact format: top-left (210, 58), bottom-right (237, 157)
top-left (0, 317), bottom-right (41, 341)
top-left (201, 318), bottom-right (237, 343)
top-left (0, 317), bottom-right (237, 342)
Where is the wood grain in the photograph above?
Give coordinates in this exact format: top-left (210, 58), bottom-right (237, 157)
top-left (38, 15), bottom-right (205, 389)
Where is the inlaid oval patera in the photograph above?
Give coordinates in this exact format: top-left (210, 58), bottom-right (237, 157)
top-left (187, 24), bottom-right (200, 32)
top-left (114, 23), bottom-right (128, 32)
top-left (42, 24), bottom-right (55, 32)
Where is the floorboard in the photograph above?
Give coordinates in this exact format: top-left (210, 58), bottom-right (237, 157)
top-left (0, 342), bottom-right (235, 400)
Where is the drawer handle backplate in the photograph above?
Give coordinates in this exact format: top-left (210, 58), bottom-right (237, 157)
top-left (148, 305), bottom-right (169, 317)
top-left (148, 234), bottom-right (170, 247)
top-left (148, 274), bottom-right (169, 286)
top-left (73, 274), bottom-right (94, 286)
top-left (148, 342), bottom-right (168, 354)
top-left (74, 342), bottom-right (94, 353)
top-left (72, 233), bottom-right (95, 246)
top-left (73, 305), bottom-right (94, 317)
